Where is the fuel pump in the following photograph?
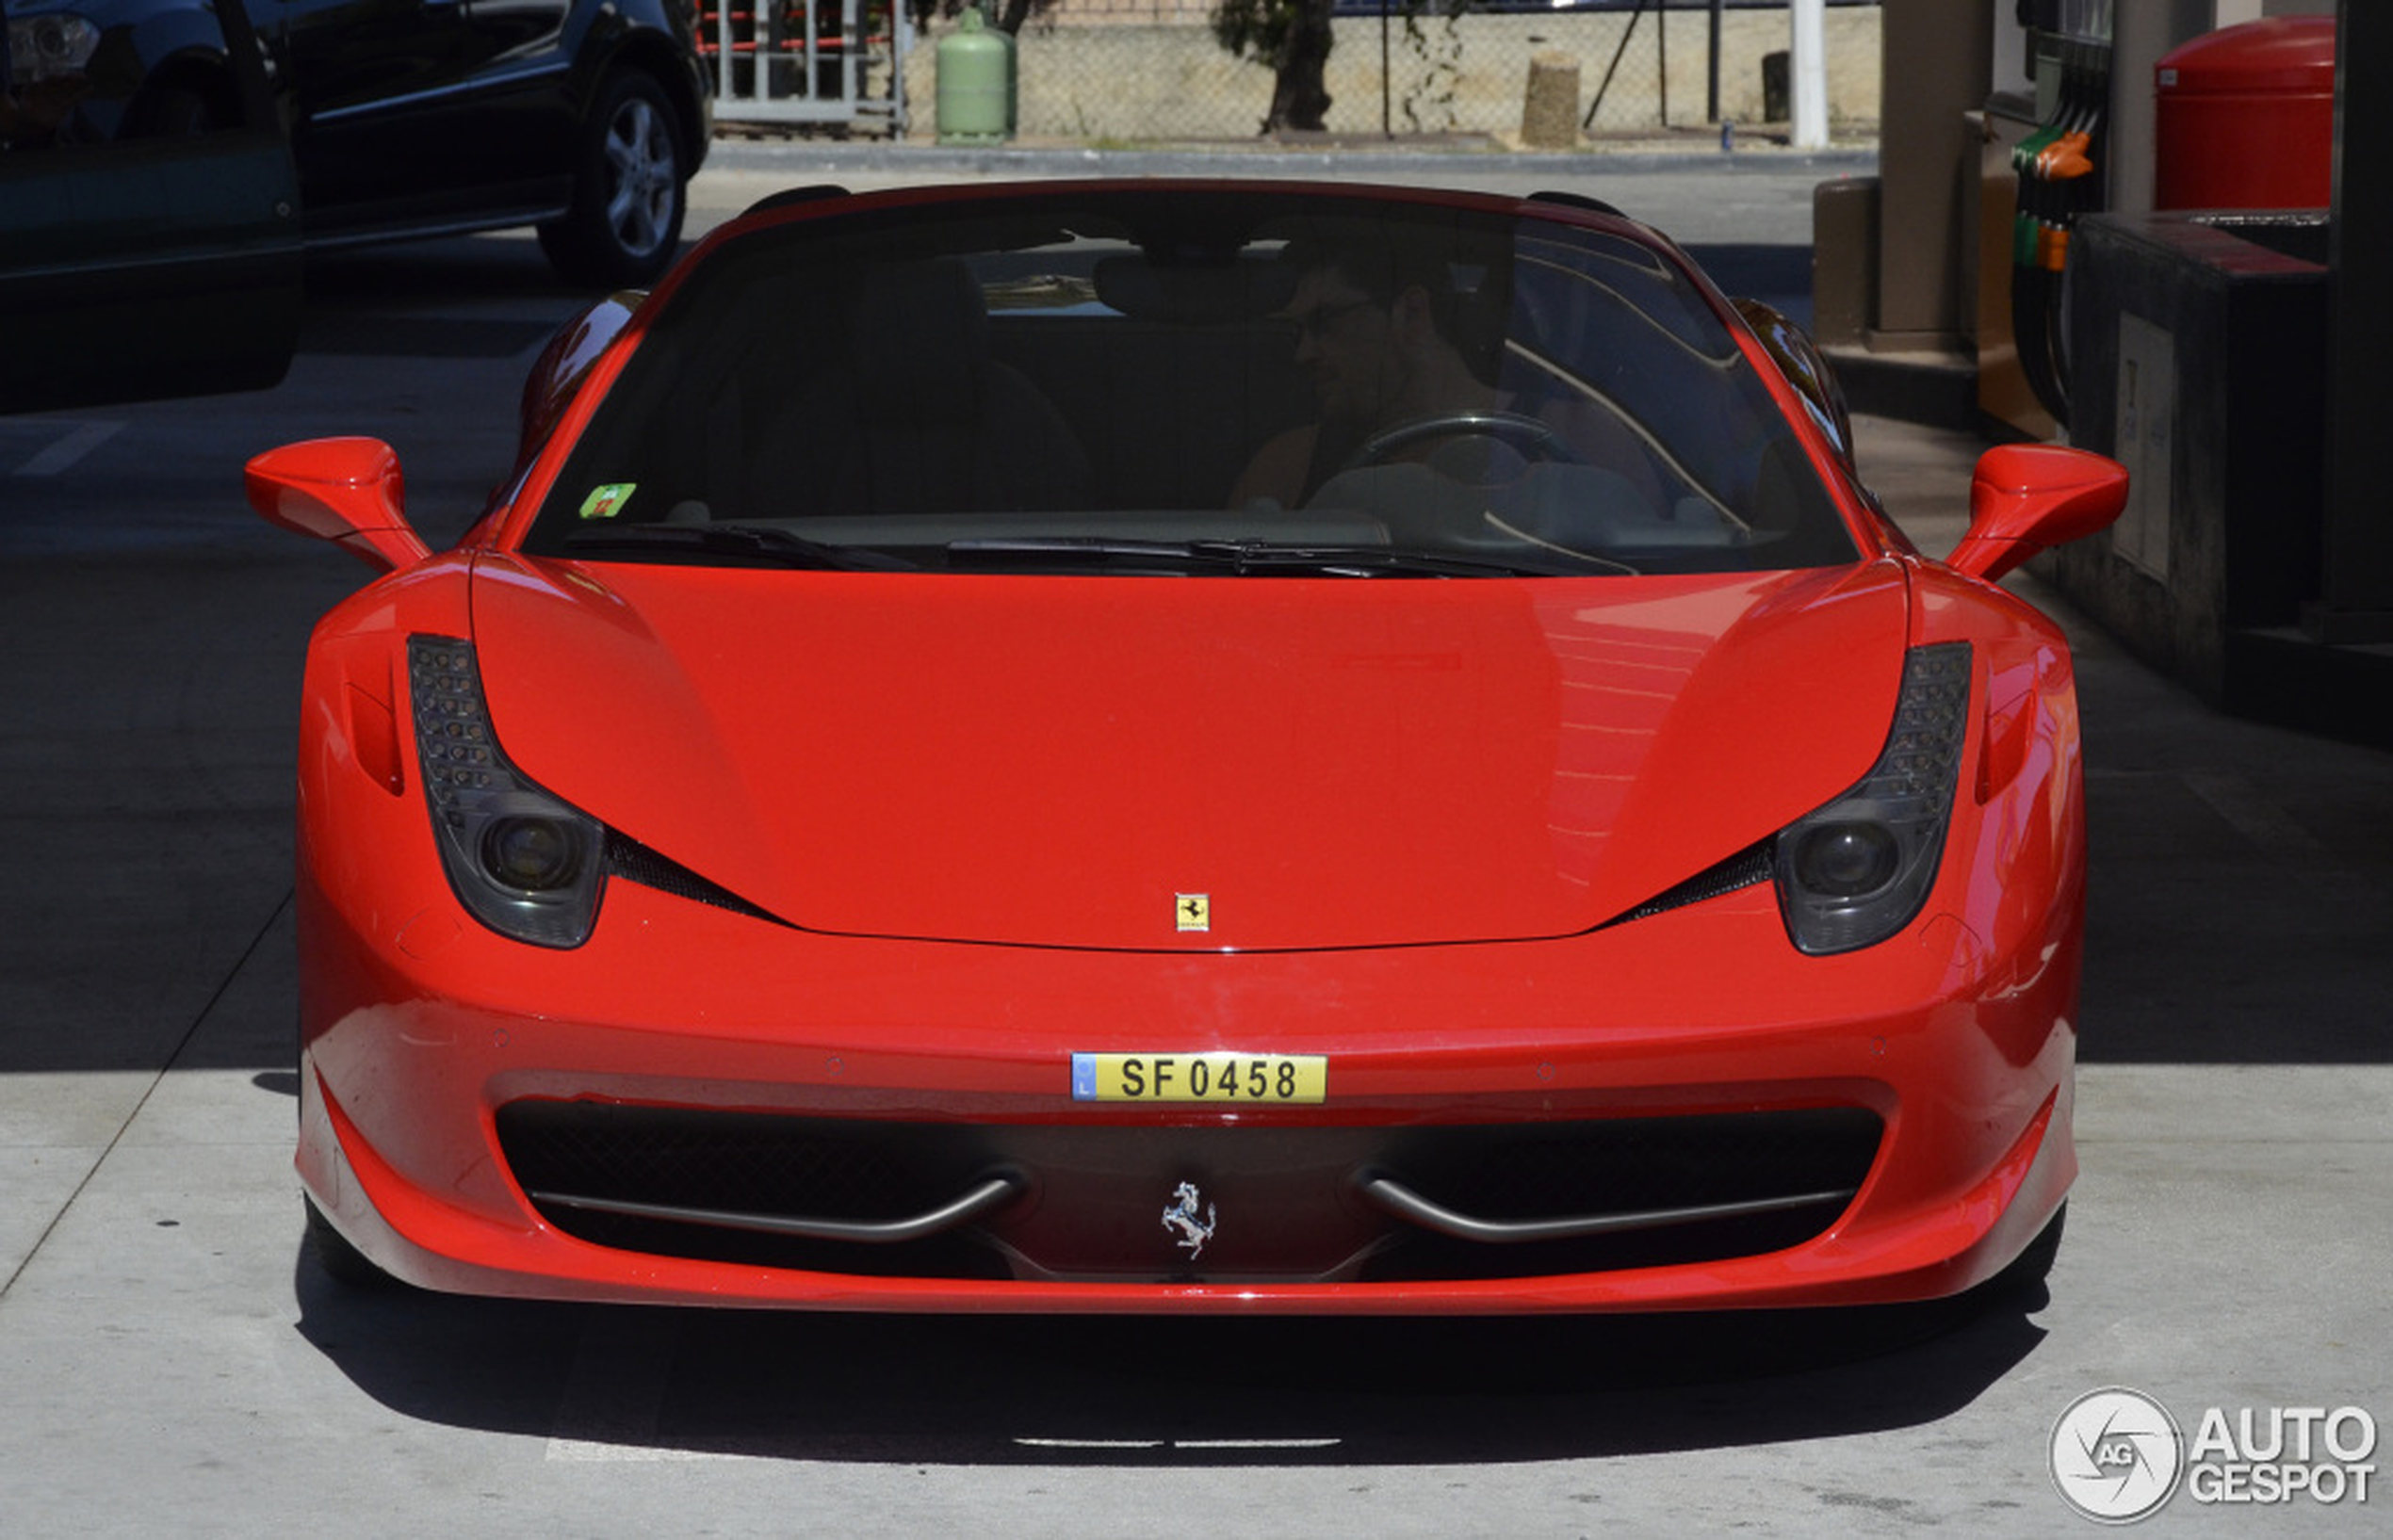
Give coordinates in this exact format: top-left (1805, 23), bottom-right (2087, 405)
top-left (2010, 1), bottom-right (2113, 430)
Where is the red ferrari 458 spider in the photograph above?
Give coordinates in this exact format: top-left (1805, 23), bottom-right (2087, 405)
top-left (251, 180), bottom-right (2126, 1313)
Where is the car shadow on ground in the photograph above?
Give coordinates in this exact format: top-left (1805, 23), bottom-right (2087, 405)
top-left (301, 233), bottom-right (635, 306)
top-left (292, 1251), bottom-right (2048, 1466)
top-left (2059, 625), bottom-right (2393, 1066)
top-left (292, 233), bottom-right (703, 360)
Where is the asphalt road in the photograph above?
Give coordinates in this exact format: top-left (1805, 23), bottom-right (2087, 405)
top-left (0, 149), bottom-right (2386, 1537)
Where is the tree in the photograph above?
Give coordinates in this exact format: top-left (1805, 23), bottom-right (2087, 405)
top-left (1213, 0), bottom-right (1336, 134)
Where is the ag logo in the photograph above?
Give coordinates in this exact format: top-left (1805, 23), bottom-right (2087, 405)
top-left (2051, 1387), bottom-right (2185, 1523)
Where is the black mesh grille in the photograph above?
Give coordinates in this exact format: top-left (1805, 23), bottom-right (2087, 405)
top-left (1359, 1107), bottom-right (1880, 1280)
top-left (496, 1100), bottom-right (1882, 1284)
top-left (500, 1102), bottom-right (943, 1219)
top-left (1381, 1107), bottom-right (1876, 1221)
top-left (497, 1102), bottom-right (1007, 1277)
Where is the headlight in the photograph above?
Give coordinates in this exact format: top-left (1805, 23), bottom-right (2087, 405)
top-left (1774, 642), bottom-right (1971, 954)
top-left (8, 14), bottom-right (100, 85)
top-left (407, 635), bottom-right (605, 948)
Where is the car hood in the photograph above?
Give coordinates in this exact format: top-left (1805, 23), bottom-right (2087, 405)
top-left (468, 557), bottom-right (1912, 949)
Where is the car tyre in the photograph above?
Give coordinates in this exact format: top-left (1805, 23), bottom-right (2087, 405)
top-left (538, 72), bottom-right (688, 288)
top-left (304, 1197), bottom-right (399, 1289)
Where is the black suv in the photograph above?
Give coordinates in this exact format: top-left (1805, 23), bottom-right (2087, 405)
top-left (6, 0), bottom-right (711, 286)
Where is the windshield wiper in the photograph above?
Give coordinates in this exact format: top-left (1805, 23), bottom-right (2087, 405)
top-left (562, 524), bottom-right (911, 571)
top-left (946, 537), bottom-right (1594, 577)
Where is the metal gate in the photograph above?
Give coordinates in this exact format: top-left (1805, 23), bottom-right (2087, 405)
top-left (697, 3), bottom-right (911, 135)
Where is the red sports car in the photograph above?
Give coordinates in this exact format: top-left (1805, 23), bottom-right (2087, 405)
top-left (250, 181), bottom-right (2127, 1312)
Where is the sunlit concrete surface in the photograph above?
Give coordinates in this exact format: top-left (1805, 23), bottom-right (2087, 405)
top-left (3, 1052), bottom-right (2387, 1534)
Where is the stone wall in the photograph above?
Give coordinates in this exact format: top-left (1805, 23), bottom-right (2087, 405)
top-left (902, 8), bottom-right (1882, 143)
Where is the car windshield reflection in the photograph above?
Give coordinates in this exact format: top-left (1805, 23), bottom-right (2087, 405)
top-left (526, 189), bottom-right (1857, 577)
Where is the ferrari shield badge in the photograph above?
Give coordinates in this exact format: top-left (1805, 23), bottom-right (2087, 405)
top-left (1176, 893), bottom-right (1210, 932)
top-left (1162, 1181), bottom-right (1217, 1259)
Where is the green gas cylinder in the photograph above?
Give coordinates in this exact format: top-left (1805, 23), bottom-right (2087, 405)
top-left (936, 7), bottom-right (1014, 145)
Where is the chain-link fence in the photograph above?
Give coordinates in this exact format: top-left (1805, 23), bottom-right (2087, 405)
top-left (893, 2), bottom-right (1881, 145)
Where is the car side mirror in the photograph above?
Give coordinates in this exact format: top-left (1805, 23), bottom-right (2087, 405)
top-left (1945, 444), bottom-right (2129, 584)
top-left (246, 437), bottom-right (432, 575)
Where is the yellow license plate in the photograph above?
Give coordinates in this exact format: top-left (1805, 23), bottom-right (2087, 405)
top-left (1071, 1052), bottom-right (1327, 1104)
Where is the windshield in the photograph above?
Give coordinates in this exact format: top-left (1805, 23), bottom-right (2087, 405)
top-left (523, 188), bottom-right (1856, 577)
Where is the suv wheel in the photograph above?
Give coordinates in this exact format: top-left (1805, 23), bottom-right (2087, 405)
top-left (538, 72), bottom-right (688, 287)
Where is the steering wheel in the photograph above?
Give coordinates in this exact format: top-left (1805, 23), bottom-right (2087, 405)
top-left (1347, 410), bottom-right (1578, 470)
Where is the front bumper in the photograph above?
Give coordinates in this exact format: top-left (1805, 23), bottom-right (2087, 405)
top-left (296, 861), bottom-right (2078, 1313)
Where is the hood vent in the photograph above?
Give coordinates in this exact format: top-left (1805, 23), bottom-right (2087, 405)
top-left (1608, 837), bottom-right (1775, 929)
top-left (605, 830), bottom-right (783, 926)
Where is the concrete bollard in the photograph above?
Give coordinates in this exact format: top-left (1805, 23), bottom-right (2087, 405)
top-left (1521, 51), bottom-right (1581, 149)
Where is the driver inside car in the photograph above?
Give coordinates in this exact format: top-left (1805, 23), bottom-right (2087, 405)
top-left (1228, 235), bottom-right (1502, 510)
top-left (1229, 232), bottom-right (1664, 516)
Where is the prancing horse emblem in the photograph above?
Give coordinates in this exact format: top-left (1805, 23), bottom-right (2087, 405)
top-left (1162, 1181), bottom-right (1217, 1259)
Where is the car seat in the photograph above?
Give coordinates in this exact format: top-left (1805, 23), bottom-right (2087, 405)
top-left (757, 258), bottom-right (1091, 519)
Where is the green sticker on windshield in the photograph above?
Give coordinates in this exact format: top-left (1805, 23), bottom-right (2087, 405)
top-left (578, 483), bottom-right (636, 521)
